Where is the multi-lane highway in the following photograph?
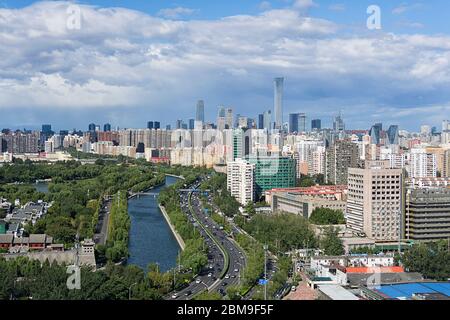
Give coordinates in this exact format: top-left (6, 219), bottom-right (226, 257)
top-left (168, 178), bottom-right (246, 300)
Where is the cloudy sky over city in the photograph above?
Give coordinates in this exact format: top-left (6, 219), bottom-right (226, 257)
top-left (0, 0), bottom-right (449, 131)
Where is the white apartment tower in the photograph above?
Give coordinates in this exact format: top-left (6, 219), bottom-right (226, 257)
top-left (346, 160), bottom-right (403, 241)
top-left (409, 148), bottom-right (437, 178)
top-left (227, 159), bottom-right (255, 205)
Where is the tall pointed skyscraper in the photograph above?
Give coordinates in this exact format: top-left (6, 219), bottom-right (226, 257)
top-left (274, 77), bottom-right (284, 130)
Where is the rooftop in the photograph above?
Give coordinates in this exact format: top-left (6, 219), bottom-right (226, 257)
top-left (318, 284), bottom-right (360, 300)
top-left (374, 282), bottom-right (450, 300)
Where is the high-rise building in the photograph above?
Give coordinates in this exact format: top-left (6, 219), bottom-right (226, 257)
top-left (217, 107), bottom-right (233, 130)
top-left (88, 123), bottom-right (96, 132)
top-left (196, 100), bottom-right (205, 123)
top-left (263, 110), bottom-right (272, 130)
top-left (246, 155), bottom-right (296, 198)
top-left (225, 108), bottom-right (233, 129)
top-left (387, 125), bottom-right (399, 145)
top-left (347, 160), bottom-right (403, 241)
top-left (258, 114), bottom-right (264, 130)
top-left (238, 116), bottom-right (249, 129)
top-left (325, 140), bottom-right (359, 185)
top-left (369, 123), bottom-right (383, 145)
top-left (274, 77), bottom-right (284, 130)
top-left (405, 188), bottom-right (450, 241)
top-left (176, 120), bottom-right (183, 130)
top-left (333, 113), bottom-right (345, 132)
top-left (147, 121), bottom-right (154, 129)
top-left (442, 120), bottom-right (450, 144)
top-left (289, 113), bottom-right (299, 133)
top-left (154, 122), bottom-right (160, 130)
top-left (311, 119), bottom-right (322, 131)
top-left (2, 131), bottom-right (40, 154)
top-left (299, 113), bottom-right (307, 133)
top-left (217, 107), bottom-right (225, 127)
top-left (409, 148), bottom-right (437, 178)
top-left (189, 119), bottom-right (195, 130)
top-left (103, 123), bottom-right (111, 132)
top-left (232, 129), bottom-right (244, 160)
top-left (444, 150), bottom-right (450, 178)
top-left (227, 159), bottom-right (255, 205)
top-left (42, 124), bottom-right (52, 134)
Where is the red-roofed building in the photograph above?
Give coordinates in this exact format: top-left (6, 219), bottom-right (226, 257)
top-left (266, 185), bottom-right (348, 205)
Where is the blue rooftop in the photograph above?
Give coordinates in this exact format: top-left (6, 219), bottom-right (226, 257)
top-left (376, 283), bottom-right (450, 299)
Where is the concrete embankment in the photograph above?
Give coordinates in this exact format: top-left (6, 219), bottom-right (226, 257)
top-left (159, 205), bottom-right (186, 251)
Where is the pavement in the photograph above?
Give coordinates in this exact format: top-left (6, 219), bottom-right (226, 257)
top-left (283, 272), bottom-right (317, 300)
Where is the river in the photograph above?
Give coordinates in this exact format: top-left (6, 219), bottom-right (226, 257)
top-left (127, 175), bottom-right (181, 272)
top-left (33, 182), bottom-right (49, 193)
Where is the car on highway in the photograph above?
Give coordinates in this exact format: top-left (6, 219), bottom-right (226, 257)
top-left (185, 290), bottom-right (192, 296)
top-left (171, 294), bottom-right (178, 299)
top-left (234, 269), bottom-right (239, 273)
top-left (195, 279), bottom-right (202, 284)
top-left (225, 274), bottom-right (230, 279)
top-left (222, 282), bottom-right (227, 287)
top-left (208, 273), bottom-right (212, 277)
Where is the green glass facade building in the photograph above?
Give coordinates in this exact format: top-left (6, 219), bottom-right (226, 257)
top-left (246, 155), bottom-right (296, 198)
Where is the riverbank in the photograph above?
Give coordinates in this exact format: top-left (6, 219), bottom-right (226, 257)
top-left (164, 174), bottom-right (185, 180)
top-left (159, 204), bottom-right (186, 251)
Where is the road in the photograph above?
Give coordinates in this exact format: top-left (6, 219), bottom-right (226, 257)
top-left (93, 198), bottom-right (111, 245)
top-left (168, 178), bottom-right (246, 300)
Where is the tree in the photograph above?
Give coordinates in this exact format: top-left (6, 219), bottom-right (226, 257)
top-left (244, 203), bottom-right (256, 216)
top-left (320, 227), bottom-right (344, 256)
top-left (242, 213), bottom-right (318, 253)
top-left (401, 241), bottom-right (450, 280)
top-left (309, 208), bottom-right (345, 225)
top-left (226, 285), bottom-right (242, 300)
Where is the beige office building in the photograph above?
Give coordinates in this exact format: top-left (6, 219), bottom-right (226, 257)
top-left (346, 160), bottom-right (403, 241)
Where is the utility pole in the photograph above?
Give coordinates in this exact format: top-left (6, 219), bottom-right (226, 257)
top-left (264, 244), bottom-right (268, 301)
top-left (173, 268), bottom-right (176, 290)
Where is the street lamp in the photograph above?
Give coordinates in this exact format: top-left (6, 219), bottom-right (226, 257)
top-left (129, 282), bottom-right (138, 300)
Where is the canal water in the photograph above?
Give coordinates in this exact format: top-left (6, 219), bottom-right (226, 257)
top-left (127, 175), bottom-right (181, 272)
top-left (34, 182), bottom-right (49, 193)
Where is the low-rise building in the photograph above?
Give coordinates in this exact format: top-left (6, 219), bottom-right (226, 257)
top-left (272, 192), bottom-right (347, 218)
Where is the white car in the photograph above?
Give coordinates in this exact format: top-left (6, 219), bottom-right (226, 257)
top-left (225, 275), bottom-right (230, 279)
top-left (196, 279), bottom-right (202, 284)
top-left (208, 273), bottom-right (213, 277)
top-left (234, 269), bottom-right (239, 273)
top-left (171, 294), bottom-right (178, 299)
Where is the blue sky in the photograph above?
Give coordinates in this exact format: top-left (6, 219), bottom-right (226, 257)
top-left (4, 0), bottom-right (449, 34)
top-left (0, 0), bottom-right (449, 131)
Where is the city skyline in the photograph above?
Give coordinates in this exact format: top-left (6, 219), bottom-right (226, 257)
top-left (0, 1), bottom-right (450, 130)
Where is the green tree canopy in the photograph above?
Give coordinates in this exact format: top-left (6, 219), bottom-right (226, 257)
top-left (320, 227), bottom-right (344, 256)
top-left (309, 208), bottom-right (345, 225)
